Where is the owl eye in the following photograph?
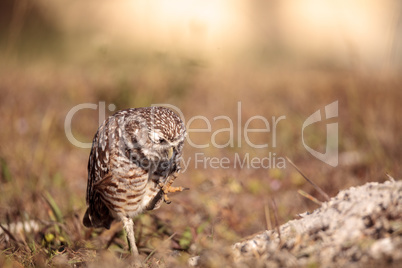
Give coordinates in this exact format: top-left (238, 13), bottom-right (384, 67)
top-left (150, 132), bottom-right (161, 143)
top-left (159, 138), bottom-right (167, 144)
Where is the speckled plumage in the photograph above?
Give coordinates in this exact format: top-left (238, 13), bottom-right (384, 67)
top-left (83, 106), bottom-right (186, 256)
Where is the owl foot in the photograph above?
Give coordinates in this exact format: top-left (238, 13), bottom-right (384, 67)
top-left (159, 180), bottom-right (189, 204)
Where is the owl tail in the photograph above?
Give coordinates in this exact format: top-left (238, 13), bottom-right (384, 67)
top-left (83, 204), bottom-right (114, 229)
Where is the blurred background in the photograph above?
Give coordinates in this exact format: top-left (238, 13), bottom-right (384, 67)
top-left (0, 0), bottom-right (401, 266)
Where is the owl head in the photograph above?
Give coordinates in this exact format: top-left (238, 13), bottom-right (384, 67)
top-left (119, 107), bottom-right (186, 176)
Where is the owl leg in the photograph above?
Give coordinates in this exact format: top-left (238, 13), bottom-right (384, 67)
top-left (122, 216), bottom-right (139, 257)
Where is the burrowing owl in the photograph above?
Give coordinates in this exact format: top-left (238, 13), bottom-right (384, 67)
top-left (83, 106), bottom-right (187, 257)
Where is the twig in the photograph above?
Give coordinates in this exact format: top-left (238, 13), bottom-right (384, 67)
top-left (0, 223), bottom-right (18, 243)
top-left (297, 190), bottom-right (322, 205)
top-left (271, 199), bottom-right (281, 243)
top-left (286, 157), bottom-right (330, 202)
top-left (264, 203), bottom-right (272, 230)
top-left (385, 172), bottom-right (395, 182)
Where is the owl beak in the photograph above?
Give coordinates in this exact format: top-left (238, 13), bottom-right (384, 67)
top-left (167, 147), bottom-right (174, 159)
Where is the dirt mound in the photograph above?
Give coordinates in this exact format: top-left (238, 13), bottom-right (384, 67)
top-left (231, 180), bottom-right (402, 267)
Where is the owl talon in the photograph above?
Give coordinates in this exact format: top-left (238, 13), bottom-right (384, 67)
top-left (165, 186), bottom-right (188, 193)
top-left (159, 181), bottom-right (188, 204)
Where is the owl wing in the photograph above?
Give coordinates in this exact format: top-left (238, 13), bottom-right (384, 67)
top-left (86, 111), bottom-right (145, 204)
top-left (83, 116), bottom-right (117, 228)
top-left (86, 120), bottom-right (111, 205)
